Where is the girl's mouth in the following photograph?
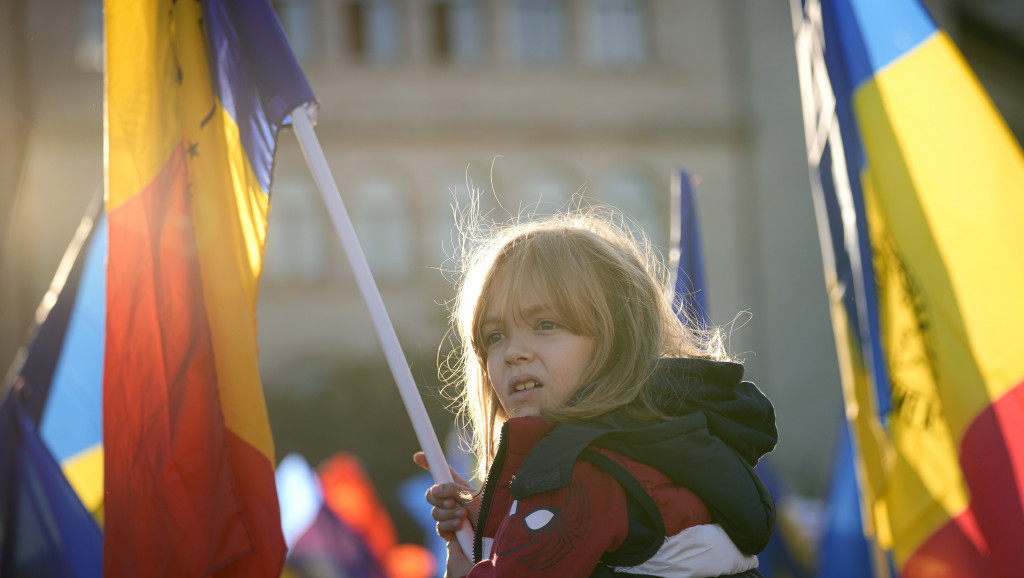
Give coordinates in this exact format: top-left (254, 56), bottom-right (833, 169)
top-left (513, 380), bottom-right (541, 393)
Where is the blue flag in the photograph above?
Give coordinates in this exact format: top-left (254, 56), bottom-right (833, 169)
top-left (671, 171), bottom-right (708, 329)
top-left (0, 392), bottom-right (102, 577)
top-left (815, 411), bottom-right (878, 578)
top-left (6, 202), bottom-right (105, 519)
top-left (1, 203), bottom-right (104, 576)
top-left (670, 169), bottom-right (808, 577)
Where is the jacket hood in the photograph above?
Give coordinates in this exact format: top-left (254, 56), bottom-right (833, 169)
top-left (510, 357), bottom-right (777, 555)
top-left (630, 357), bottom-right (777, 466)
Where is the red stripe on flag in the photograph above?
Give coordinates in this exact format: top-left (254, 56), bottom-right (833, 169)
top-left (103, 143), bottom-right (251, 575)
top-left (214, 429), bottom-right (286, 576)
top-left (902, 508), bottom-right (988, 577)
top-left (904, 379), bottom-right (1024, 577)
top-left (960, 378), bottom-right (1024, 576)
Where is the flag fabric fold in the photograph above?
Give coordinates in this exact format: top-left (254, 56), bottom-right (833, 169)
top-left (793, 0), bottom-right (1024, 575)
top-left (103, 0), bottom-right (315, 575)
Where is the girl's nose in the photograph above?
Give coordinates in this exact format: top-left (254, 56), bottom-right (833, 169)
top-left (503, 331), bottom-right (532, 364)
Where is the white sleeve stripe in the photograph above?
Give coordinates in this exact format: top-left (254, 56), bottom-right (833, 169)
top-left (612, 523), bottom-right (759, 578)
top-left (480, 537), bottom-right (494, 561)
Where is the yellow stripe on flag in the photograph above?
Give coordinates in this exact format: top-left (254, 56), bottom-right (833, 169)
top-left (853, 29), bottom-right (1024, 565)
top-left (173, 0), bottom-right (274, 461)
top-left (105, 1), bottom-right (181, 210)
top-left (856, 29), bottom-right (1024, 435)
top-left (62, 444), bottom-right (105, 521)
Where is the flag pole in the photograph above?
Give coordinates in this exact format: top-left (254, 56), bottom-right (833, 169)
top-left (289, 104), bottom-right (475, 559)
top-left (1, 191), bottom-right (103, 396)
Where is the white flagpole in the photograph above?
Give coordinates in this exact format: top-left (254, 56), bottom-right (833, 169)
top-left (290, 104), bottom-right (475, 559)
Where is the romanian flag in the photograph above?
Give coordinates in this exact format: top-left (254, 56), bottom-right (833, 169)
top-left (793, 0), bottom-right (1024, 575)
top-left (104, 0), bottom-right (315, 575)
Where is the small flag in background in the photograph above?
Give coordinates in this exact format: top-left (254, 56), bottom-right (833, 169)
top-left (276, 452), bottom-right (389, 578)
top-left (793, 0), bottom-right (1024, 575)
top-left (277, 452), bottom-right (437, 578)
top-left (7, 202), bottom-right (105, 524)
top-left (103, 0), bottom-right (315, 575)
top-left (670, 171), bottom-right (709, 330)
top-left (0, 201), bottom-right (104, 575)
top-left (814, 407), bottom-right (879, 578)
top-left (669, 170), bottom-right (808, 577)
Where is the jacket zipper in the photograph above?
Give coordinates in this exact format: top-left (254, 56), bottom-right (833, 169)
top-left (473, 421), bottom-right (509, 564)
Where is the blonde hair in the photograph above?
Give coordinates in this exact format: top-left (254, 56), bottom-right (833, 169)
top-left (445, 204), bottom-right (728, 481)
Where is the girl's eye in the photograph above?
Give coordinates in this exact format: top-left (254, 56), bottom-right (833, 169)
top-left (537, 320), bottom-right (558, 331)
top-left (485, 331), bottom-right (503, 345)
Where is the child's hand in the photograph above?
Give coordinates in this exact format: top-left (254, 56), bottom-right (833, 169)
top-left (413, 451), bottom-right (481, 543)
top-left (444, 538), bottom-right (474, 578)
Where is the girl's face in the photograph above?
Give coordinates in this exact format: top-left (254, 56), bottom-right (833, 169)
top-left (479, 278), bottom-right (596, 418)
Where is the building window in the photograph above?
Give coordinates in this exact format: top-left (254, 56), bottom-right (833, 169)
top-left (76, 0), bottom-right (103, 72)
top-left (597, 165), bottom-right (664, 247)
top-left (510, 0), bottom-right (567, 64)
top-left (274, 0), bottom-right (317, 60)
top-left (429, 0), bottom-right (486, 65)
top-left (352, 175), bottom-right (414, 280)
top-left (264, 176), bottom-right (329, 284)
top-left (588, 0), bottom-right (649, 67)
top-left (345, 0), bottom-right (402, 65)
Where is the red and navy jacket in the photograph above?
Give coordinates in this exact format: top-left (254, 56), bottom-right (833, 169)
top-left (469, 358), bottom-right (777, 577)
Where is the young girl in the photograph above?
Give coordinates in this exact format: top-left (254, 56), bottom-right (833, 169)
top-left (415, 207), bottom-right (776, 577)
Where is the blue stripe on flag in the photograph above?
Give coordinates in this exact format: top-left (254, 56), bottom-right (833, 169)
top-left (828, 0), bottom-right (936, 90)
top-left (39, 218), bottom-right (106, 463)
top-left (818, 2), bottom-right (894, 417)
top-left (203, 0), bottom-right (317, 193)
